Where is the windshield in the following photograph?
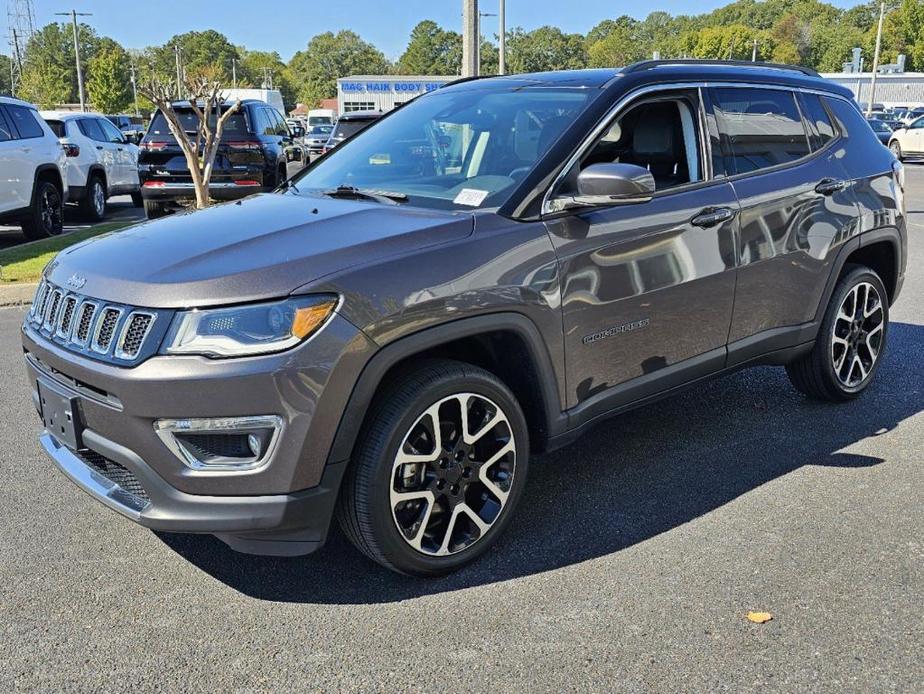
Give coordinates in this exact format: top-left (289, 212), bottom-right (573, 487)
top-left (309, 125), bottom-right (333, 136)
top-left (308, 116), bottom-right (332, 126)
top-left (292, 87), bottom-right (593, 211)
top-left (330, 118), bottom-right (376, 141)
top-left (147, 108), bottom-right (249, 139)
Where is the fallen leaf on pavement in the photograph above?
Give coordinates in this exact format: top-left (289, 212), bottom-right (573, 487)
top-left (747, 611), bottom-right (773, 624)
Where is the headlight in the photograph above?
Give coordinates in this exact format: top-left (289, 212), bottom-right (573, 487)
top-left (162, 295), bottom-right (338, 358)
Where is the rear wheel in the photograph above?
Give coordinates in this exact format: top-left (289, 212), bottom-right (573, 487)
top-left (21, 180), bottom-right (63, 240)
top-left (143, 198), bottom-right (168, 219)
top-left (337, 359), bottom-right (529, 576)
top-left (79, 174), bottom-right (106, 222)
top-left (889, 140), bottom-right (903, 161)
top-left (786, 265), bottom-right (889, 401)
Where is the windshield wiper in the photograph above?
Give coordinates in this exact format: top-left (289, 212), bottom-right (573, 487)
top-left (322, 185), bottom-right (408, 204)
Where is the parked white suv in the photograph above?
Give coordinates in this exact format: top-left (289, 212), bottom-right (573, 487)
top-left (887, 115), bottom-right (924, 161)
top-left (41, 111), bottom-right (142, 221)
top-left (0, 97), bottom-right (68, 239)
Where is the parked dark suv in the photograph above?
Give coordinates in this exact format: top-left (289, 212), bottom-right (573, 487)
top-left (138, 99), bottom-right (294, 218)
top-left (22, 61), bottom-right (906, 576)
top-left (322, 109), bottom-right (381, 153)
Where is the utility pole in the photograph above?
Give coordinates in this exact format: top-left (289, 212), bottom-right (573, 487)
top-left (498, 0), bottom-right (505, 75)
top-left (462, 0), bottom-right (478, 77)
top-left (231, 58), bottom-right (237, 89)
top-left (174, 43), bottom-right (183, 99)
top-left (55, 10), bottom-right (91, 111)
top-left (752, 38), bottom-right (758, 62)
top-left (866, 1), bottom-right (886, 117)
top-left (129, 62), bottom-right (139, 117)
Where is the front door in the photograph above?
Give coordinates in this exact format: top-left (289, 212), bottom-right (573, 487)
top-left (544, 88), bottom-right (739, 412)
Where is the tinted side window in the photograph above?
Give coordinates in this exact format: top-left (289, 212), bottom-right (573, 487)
top-left (712, 87), bottom-right (811, 174)
top-left (0, 109), bottom-right (17, 141)
top-left (98, 118), bottom-right (125, 143)
top-left (77, 117), bottom-right (106, 141)
top-left (6, 104), bottom-right (45, 139)
top-left (799, 93), bottom-right (836, 150)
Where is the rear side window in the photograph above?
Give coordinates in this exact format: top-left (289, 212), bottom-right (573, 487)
top-left (45, 120), bottom-right (66, 138)
top-left (799, 93), bottom-right (836, 150)
top-left (98, 118), bottom-right (125, 143)
top-left (712, 87), bottom-right (811, 175)
top-left (6, 104), bottom-right (45, 139)
top-left (0, 110), bottom-right (14, 141)
top-left (77, 117), bottom-right (106, 141)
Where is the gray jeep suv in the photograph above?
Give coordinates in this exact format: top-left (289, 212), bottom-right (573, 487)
top-left (22, 61), bottom-right (906, 576)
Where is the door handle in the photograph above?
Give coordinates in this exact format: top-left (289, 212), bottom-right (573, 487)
top-left (96, 145), bottom-right (103, 150)
top-left (691, 207), bottom-right (736, 228)
top-left (815, 178), bottom-right (847, 195)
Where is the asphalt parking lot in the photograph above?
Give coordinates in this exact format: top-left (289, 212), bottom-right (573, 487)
top-left (0, 195), bottom-right (145, 252)
top-left (0, 167), bottom-right (922, 692)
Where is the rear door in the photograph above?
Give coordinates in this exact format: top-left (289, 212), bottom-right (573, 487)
top-left (77, 117), bottom-right (118, 188)
top-left (97, 117), bottom-right (133, 187)
top-left (3, 104), bottom-right (47, 210)
top-left (0, 107), bottom-right (23, 212)
top-left (708, 86), bottom-right (860, 363)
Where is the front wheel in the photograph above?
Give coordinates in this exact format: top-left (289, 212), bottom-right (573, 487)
top-left (337, 360), bottom-right (530, 576)
top-left (889, 140), bottom-right (903, 161)
top-left (786, 265), bottom-right (889, 401)
top-left (79, 175), bottom-right (106, 222)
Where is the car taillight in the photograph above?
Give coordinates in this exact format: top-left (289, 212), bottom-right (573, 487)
top-left (62, 143), bottom-right (80, 157)
top-left (142, 181), bottom-right (166, 187)
top-left (233, 180), bottom-right (260, 186)
top-left (141, 141), bottom-right (168, 151)
top-left (226, 141), bottom-right (262, 151)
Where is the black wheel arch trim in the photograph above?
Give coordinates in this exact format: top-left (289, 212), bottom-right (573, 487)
top-left (31, 164), bottom-right (65, 203)
top-left (326, 312), bottom-right (566, 465)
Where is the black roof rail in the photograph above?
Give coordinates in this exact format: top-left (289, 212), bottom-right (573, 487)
top-left (622, 59), bottom-right (819, 78)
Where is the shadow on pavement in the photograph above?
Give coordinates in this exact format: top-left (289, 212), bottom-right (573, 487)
top-left (158, 321), bottom-right (923, 604)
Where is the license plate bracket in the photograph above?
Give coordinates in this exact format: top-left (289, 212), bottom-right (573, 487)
top-left (37, 379), bottom-right (84, 450)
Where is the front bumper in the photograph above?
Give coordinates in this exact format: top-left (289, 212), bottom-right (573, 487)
top-left (39, 430), bottom-right (346, 555)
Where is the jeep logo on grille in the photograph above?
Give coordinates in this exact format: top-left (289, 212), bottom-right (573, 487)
top-left (66, 274), bottom-right (87, 290)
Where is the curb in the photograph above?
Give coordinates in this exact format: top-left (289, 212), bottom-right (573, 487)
top-left (0, 282), bottom-right (37, 308)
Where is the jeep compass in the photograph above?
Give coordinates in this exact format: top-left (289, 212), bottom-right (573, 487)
top-left (22, 61), bottom-right (906, 576)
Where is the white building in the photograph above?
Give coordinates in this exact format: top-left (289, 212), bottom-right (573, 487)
top-left (820, 72), bottom-right (924, 108)
top-left (337, 75), bottom-right (455, 114)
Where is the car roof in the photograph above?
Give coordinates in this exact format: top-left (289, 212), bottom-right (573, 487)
top-left (440, 60), bottom-right (854, 100)
top-left (39, 111), bottom-right (107, 120)
top-left (338, 110), bottom-right (382, 120)
top-left (0, 95), bottom-right (39, 108)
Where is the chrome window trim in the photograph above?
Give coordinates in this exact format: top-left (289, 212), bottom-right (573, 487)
top-left (540, 80), bottom-right (857, 215)
top-left (90, 306), bottom-right (124, 355)
top-left (113, 311), bottom-right (157, 360)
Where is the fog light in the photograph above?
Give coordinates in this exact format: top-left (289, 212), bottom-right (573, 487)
top-left (154, 416), bottom-right (283, 472)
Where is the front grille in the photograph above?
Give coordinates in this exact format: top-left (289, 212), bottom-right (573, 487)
top-left (76, 449), bottom-right (150, 503)
top-left (92, 308), bottom-right (121, 353)
top-left (25, 281), bottom-right (165, 365)
top-left (115, 313), bottom-right (154, 360)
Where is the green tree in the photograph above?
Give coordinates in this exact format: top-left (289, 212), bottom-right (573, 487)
top-left (397, 20), bottom-right (462, 75)
top-left (19, 22), bottom-right (101, 107)
top-left (680, 24), bottom-right (773, 60)
top-left (587, 25), bottom-right (643, 67)
top-left (287, 31), bottom-right (390, 107)
top-left (144, 30), bottom-right (240, 85)
top-left (237, 49), bottom-right (295, 109)
top-left (87, 39), bottom-right (132, 113)
top-left (505, 26), bottom-right (587, 73)
top-left (0, 54), bottom-right (12, 95)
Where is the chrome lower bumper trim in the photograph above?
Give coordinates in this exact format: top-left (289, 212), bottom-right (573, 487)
top-left (40, 433), bottom-right (149, 519)
top-left (143, 182), bottom-right (260, 190)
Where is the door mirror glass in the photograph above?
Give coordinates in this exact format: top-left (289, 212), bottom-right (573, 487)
top-left (576, 163), bottom-right (656, 199)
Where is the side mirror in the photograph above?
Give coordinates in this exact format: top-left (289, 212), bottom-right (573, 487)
top-left (549, 163), bottom-right (655, 212)
top-left (577, 163), bottom-right (656, 198)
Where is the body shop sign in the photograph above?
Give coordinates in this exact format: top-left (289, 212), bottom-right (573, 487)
top-left (340, 81), bottom-right (445, 94)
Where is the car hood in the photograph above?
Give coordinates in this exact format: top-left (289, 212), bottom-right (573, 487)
top-left (46, 193), bottom-right (473, 309)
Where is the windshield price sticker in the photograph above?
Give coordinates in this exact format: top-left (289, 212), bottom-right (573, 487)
top-left (453, 189), bottom-right (489, 206)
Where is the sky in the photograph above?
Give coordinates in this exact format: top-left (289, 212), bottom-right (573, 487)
top-left (10, 0), bottom-right (865, 63)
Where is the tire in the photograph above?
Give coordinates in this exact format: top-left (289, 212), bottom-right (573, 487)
top-left (143, 198), bottom-right (168, 219)
top-left (130, 191), bottom-right (144, 208)
top-left (277, 165), bottom-right (287, 187)
top-left (786, 265), bottom-right (889, 401)
top-left (889, 140), bottom-right (903, 161)
top-left (337, 359), bottom-right (530, 576)
top-left (21, 179), bottom-right (63, 240)
top-left (79, 174), bottom-right (107, 222)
